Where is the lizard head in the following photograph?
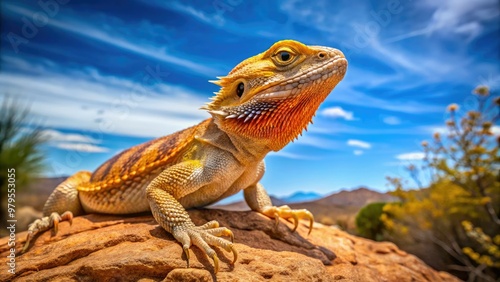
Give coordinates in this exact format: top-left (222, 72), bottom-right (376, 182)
top-left (202, 40), bottom-right (347, 151)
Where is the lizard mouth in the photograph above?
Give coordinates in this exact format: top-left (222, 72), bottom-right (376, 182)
top-left (255, 56), bottom-right (347, 100)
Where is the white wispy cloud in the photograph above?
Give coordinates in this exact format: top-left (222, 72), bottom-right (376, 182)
top-left (354, 150), bottom-right (364, 156)
top-left (308, 121), bottom-right (434, 136)
top-left (396, 152), bottom-right (425, 161)
top-left (321, 106), bottom-right (355, 120)
top-left (54, 143), bottom-right (109, 153)
top-left (38, 129), bottom-right (110, 152)
top-left (423, 125), bottom-right (448, 135)
top-left (40, 129), bottom-right (99, 144)
top-left (143, 1), bottom-right (227, 27)
top-left (418, 0), bottom-right (499, 41)
top-left (280, 0), bottom-right (499, 88)
top-left (3, 3), bottom-right (221, 77)
top-left (0, 55), bottom-right (210, 138)
top-left (279, 1), bottom-right (428, 76)
top-left (138, 0), bottom-right (285, 40)
top-left (383, 116), bottom-right (402, 125)
top-left (347, 139), bottom-right (371, 149)
top-left (268, 151), bottom-right (314, 160)
top-left (330, 81), bottom-right (444, 114)
top-left (293, 134), bottom-right (342, 150)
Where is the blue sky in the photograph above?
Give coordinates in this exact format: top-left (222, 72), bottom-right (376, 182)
top-left (1, 0), bottom-right (499, 201)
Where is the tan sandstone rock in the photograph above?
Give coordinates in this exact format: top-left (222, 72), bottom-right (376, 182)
top-left (0, 210), bottom-right (459, 282)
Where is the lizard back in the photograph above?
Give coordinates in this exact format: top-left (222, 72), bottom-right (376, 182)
top-left (78, 118), bottom-right (212, 193)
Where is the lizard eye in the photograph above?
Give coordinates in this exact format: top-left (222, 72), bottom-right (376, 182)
top-left (236, 82), bottom-right (245, 97)
top-left (273, 49), bottom-right (296, 66)
top-left (278, 51), bottom-right (291, 62)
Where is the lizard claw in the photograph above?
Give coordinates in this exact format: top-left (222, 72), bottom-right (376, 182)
top-left (212, 253), bottom-right (219, 274)
top-left (22, 211), bottom-right (74, 253)
top-left (173, 221), bottom-right (236, 273)
top-left (290, 213), bottom-right (299, 232)
top-left (229, 244), bottom-right (238, 264)
top-left (183, 244), bottom-right (191, 268)
top-left (52, 211), bottom-right (73, 234)
top-left (273, 211), bottom-right (280, 229)
top-left (263, 205), bottom-right (314, 235)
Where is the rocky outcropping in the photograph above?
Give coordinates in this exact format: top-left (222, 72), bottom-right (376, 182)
top-left (0, 209), bottom-right (459, 281)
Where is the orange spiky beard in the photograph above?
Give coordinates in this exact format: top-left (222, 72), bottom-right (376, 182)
top-left (223, 80), bottom-right (342, 151)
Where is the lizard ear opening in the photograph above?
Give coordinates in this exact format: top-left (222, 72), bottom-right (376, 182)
top-left (236, 82), bottom-right (245, 98)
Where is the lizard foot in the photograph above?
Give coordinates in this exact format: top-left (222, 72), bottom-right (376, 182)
top-left (22, 211), bottom-right (73, 253)
top-left (173, 220), bottom-right (237, 273)
top-left (261, 205), bottom-right (314, 234)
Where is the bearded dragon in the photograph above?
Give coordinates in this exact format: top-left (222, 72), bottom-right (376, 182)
top-left (23, 40), bottom-right (347, 273)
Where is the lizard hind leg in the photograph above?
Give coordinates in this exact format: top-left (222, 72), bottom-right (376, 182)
top-left (22, 171), bottom-right (91, 253)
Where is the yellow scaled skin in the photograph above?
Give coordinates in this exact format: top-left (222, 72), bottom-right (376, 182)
top-left (23, 40), bottom-right (347, 273)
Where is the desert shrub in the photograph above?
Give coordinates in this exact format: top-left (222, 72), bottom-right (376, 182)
top-left (383, 86), bottom-right (499, 281)
top-left (355, 202), bottom-right (387, 241)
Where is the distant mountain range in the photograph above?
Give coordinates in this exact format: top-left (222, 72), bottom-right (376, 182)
top-left (312, 187), bottom-right (397, 207)
top-left (280, 191), bottom-right (323, 203)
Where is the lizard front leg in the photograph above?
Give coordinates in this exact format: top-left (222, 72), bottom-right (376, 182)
top-left (244, 183), bottom-right (314, 234)
top-left (146, 160), bottom-right (237, 273)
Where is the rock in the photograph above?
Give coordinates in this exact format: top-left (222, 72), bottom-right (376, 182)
top-left (164, 269), bottom-right (212, 282)
top-left (0, 209), bottom-right (459, 282)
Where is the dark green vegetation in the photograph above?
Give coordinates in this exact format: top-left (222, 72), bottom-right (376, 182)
top-left (355, 202), bottom-right (386, 241)
top-left (0, 98), bottom-right (47, 227)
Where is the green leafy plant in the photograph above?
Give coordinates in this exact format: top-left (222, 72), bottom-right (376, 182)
top-left (0, 98), bottom-right (47, 225)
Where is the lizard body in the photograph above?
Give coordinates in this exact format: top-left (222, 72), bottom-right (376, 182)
top-left (24, 40), bottom-right (347, 273)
